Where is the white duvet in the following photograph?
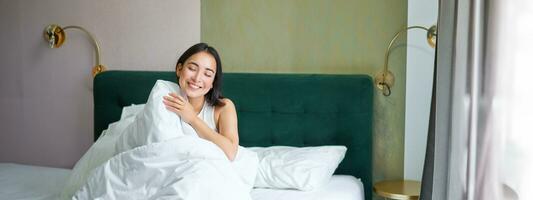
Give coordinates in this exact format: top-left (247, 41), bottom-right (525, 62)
top-left (73, 137), bottom-right (257, 200)
top-left (67, 80), bottom-right (258, 200)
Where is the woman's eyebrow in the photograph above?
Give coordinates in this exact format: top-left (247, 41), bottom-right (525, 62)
top-left (187, 61), bottom-right (199, 67)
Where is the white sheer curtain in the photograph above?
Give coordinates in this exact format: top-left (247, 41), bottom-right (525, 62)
top-left (473, 0), bottom-right (533, 199)
top-left (490, 0), bottom-right (533, 199)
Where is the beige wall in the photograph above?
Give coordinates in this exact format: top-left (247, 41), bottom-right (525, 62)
top-left (0, 0), bottom-right (200, 168)
top-left (201, 0), bottom-right (407, 182)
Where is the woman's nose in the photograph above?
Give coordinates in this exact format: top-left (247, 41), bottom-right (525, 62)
top-left (192, 71), bottom-right (201, 82)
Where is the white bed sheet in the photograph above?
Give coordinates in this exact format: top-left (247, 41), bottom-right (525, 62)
top-left (251, 175), bottom-right (364, 200)
top-left (0, 163), bottom-right (70, 200)
top-left (0, 163), bottom-right (364, 200)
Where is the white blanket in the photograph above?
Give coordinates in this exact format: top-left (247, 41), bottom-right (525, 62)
top-left (71, 80), bottom-right (258, 200)
top-left (73, 137), bottom-right (257, 200)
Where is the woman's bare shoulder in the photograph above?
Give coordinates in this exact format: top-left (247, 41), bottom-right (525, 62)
top-left (217, 98), bottom-right (235, 111)
top-left (215, 98), bottom-right (235, 114)
top-left (214, 98), bottom-right (236, 124)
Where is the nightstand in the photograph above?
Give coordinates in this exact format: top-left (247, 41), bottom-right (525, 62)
top-left (373, 180), bottom-right (421, 200)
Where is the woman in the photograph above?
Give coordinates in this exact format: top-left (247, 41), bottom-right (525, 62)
top-left (162, 43), bottom-right (239, 161)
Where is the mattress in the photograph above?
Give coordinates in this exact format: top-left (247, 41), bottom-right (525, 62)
top-left (251, 175), bottom-right (365, 200)
top-left (0, 163), bottom-right (70, 200)
top-left (0, 163), bottom-right (364, 200)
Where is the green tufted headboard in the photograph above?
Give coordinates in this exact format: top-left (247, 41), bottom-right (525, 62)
top-left (93, 70), bottom-right (373, 200)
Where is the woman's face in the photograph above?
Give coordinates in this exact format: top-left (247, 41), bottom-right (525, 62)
top-left (176, 51), bottom-right (217, 100)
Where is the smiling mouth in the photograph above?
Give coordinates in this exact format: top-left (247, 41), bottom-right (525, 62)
top-left (188, 82), bottom-right (202, 89)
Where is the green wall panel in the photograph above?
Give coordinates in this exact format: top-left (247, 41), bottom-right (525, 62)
top-left (202, 0), bottom-right (407, 187)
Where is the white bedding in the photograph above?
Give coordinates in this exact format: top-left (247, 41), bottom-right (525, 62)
top-left (62, 80), bottom-right (258, 200)
top-left (0, 163), bottom-right (363, 200)
top-left (72, 137), bottom-right (257, 200)
top-left (251, 175), bottom-right (364, 200)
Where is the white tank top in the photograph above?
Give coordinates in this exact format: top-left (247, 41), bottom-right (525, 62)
top-left (197, 101), bottom-right (218, 132)
top-left (180, 100), bottom-right (218, 137)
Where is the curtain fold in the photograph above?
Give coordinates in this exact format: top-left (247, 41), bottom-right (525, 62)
top-left (420, 55), bottom-right (436, 200)
top-left (420, 0), bottom-right (509, 199)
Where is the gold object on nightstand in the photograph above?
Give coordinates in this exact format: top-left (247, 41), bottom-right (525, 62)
top-left (373, 180), bottom-right (421, 200)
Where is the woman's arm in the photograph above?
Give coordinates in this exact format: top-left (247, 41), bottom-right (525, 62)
top-left (163, 95), bottom-right (239, 161)
top-left (190, 99), bottom-right (239, 161)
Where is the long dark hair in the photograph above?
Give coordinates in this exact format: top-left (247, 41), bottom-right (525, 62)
top-left (176, 43), bottom-right (224, 106)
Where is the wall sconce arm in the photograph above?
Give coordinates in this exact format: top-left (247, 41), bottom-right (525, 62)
top-left (375, 25), bottom-right (437, 96)
top-left (43, 24), bottom-right (106, 77)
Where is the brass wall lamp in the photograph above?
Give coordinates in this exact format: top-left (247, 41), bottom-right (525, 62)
top-left (43, 24), bottom-right (106, 77)
top-left (375, 25), bottom-right (437, 96)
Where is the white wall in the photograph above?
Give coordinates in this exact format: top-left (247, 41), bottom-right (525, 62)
top-left (404, 0), bottom-right (438, 180)
top-left (0, 0), bottom-right (200, 168)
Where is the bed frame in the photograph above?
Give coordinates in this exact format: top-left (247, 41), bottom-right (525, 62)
top-left (93, 70), bottom-right (373, 200)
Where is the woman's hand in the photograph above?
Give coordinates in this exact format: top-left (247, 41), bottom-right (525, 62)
top-left (163, 93), bottom-right (197, 124)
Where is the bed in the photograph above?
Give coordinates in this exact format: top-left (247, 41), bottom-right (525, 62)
top-left (1, 70), bottom-right (373, 200)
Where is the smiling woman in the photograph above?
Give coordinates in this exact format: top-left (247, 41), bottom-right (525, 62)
top-left (163, 43), bottom-right (240, 161)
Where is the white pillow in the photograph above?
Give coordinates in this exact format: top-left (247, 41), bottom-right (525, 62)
top-left (120, 104), bottom-right (145, 120)
top-left (249, 145), bottom-right (347, 191)
top-left (115, 80), bottom-right (191, 153)
top-left (231, 146), bottom-right (259, 191)
top-left (60, 114), bottom-right (136, 200)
